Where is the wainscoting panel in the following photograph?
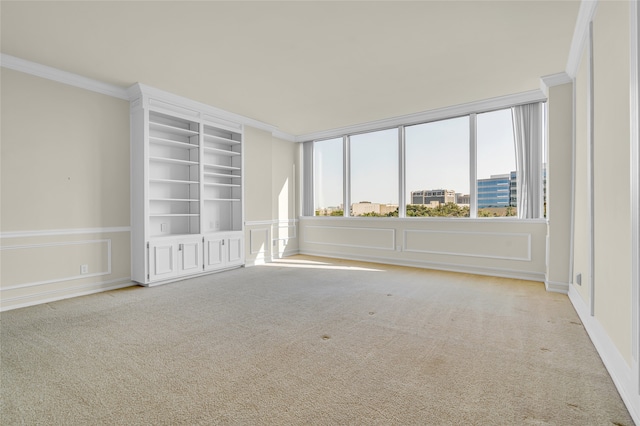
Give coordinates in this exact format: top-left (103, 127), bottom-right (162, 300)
top-left (403, 230), bottom-right (531, 261)
top-left (250, 228), bottom-right (270, 255)
top-left (1, 239), bottom-right (112, 290)
top-left (0, 229), bottom-right (132, 311)
top-left (304, 225), bottom-right (395, 251)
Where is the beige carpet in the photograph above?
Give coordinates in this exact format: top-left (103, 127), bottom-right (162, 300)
top-left (0, 255), bottom-right (634, 425)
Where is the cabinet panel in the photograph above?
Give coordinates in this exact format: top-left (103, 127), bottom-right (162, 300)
top-left (149, 242), bottom-right (178, 281)
top-left (178, 238), bottom-right (202, 275)
top-left (205, 237), bottom-right (224, 270)
top-left (227, 235), bottom-right (243, 264)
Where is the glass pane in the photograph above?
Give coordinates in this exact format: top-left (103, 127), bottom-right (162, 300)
top-left (314, 138), bottom-right (344, 216)
top-left (405, 116), bottom-right (470, 217)
top-left (542, 102), bottom-right (547, 218)
top-left (350, 129), bottom-right (398, 217)
top-left (477, 108), bottom-right (517, 217)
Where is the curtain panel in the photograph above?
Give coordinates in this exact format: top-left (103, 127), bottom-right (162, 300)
top-left (512, 103), bottom-right (543, 219)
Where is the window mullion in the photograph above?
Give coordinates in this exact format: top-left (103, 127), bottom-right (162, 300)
top-left (470, 113), bottom-right (478, 218)
top-left (399, 126), bottom-right (406, 218)
top-left (343, 135), bottom-right (350, 217)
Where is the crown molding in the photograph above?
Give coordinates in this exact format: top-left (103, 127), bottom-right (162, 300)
top-left (128, 82), bottom-right (296, 141)
top-left (0, 53), bottom-right (557, 145)
top-left (272, 129), bottom-right (296, 142)
top-left (1, 53), bottom-right (297, 141)
top-left (294, 89), bottom-right (547, 143)
top-left (566, 0), bottom-right (599, 78)
top-left (540, 72), bottom-right (573, 96)
top-left (1, 53), bottom-right (129, 100)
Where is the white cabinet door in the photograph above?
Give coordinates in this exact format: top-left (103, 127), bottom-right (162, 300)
top-left (148, 241), bottom-right (178, 282)
top-left (177, 238), bottom-right (203, 276)
top-left (204, 232), bottom-right (244, 271)
top-left (227, 235), bottom-right (243, 266)
top-left (204, 237), bottom-right (224, 271)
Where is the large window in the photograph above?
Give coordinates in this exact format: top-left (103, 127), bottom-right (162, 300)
top-left (314, 137), bottom-right (343, 216)
top-left (350, 129), bottom-right (398, 217)
top-left (405, 116), bottom-right (469, 217)
top-left (477, 108), bottom-right (517, 217)
top-left (308, 102), bottom-right (544, 219)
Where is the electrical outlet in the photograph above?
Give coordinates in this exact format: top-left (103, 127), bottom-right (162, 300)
top-left (80, 264), bottom-right (89, 274)
top-left (160, 223), bottom-right (168, 232)
top-left (576, 273), bottom-right (582, 285)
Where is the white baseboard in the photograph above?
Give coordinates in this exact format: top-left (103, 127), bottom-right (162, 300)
top-left (272, 248), bottom-right (300, 259)
top-left (568, 284), bottom-right (640, 425)
top-left (545, 280), bottom-right (570, 294)
top-left (1, 278), bottom-right (134, 312)
top-left (245, 255), bottom-right (273, 267)
top-left (298, 249), bottom-right (546, 282)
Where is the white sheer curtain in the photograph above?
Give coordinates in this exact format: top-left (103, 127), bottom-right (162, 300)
top-left (302, 141), bottom-right (315, 216)
top-left (512, 103), bottom-right (543, 219)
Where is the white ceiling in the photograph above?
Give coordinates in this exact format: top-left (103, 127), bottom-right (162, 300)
top-left (1, 1), bottom-right (580, 137)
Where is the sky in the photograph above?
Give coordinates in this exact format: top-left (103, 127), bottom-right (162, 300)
top-left (314, 108), bottom-right (517, 209)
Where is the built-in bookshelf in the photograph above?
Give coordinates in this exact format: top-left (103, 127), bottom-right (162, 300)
top-left (129, 83), bottom-right (244, 286)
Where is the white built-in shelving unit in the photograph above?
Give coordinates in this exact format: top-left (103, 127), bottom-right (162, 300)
top-left (129, 83), bottom-right (244, 286)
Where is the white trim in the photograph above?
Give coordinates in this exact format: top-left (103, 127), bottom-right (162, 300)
top-left (249, 228), bottom-right (270, 255)
top-left (272, 248), bottom-right (300, 260)
top-left (0, 53), bottom-right (129, 100)
top-left (570, 71), bottom-right (577, 289)
top-left (272, 129), bottom-right (296, 142)
top-left (1, 239), bottom-right (113, 291)
top-left (299, 216), bottom-right (548, 225)
top-left (398, 126), bottom-right (406, 218)
top-left (587, 21), bottom-right (596, 316)
top-left (540, 72), bottom-right (573, 97)
top-left (129, 82), bottom-right (294, 139)
top-left (298, 248), bottom-right (546, 283)
top-left (566, 1), bottom-right (599, 78)
top-left (0, 226), bottom-right (130, 239)
top-left (568, 284), bottom-right (640, 425)
top-left (1, 54), bottom-right (298, 141)
top-left (0, 277), bottom-right (133, 312)
top-left (245, 219), bottom-right (298, 227)
top-left (629, 0), bottom-right (640, 395)
top-left (402, 229), bottom-right (532, 262)
top-left (246, 220), bottom-right (281, 226)
top-left (304, 225), bottom-right (396, 251)
top-left (544, 280), bottom-right (570, 294)
top-left (244, 256), bottom-right (273, 267)
top-left (295, 89), bottom-right (547, 143)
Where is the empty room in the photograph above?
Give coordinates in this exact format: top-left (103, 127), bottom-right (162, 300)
top-left (1, 1), bottom-right (639, 424)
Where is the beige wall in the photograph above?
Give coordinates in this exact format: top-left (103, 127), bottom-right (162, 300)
top-left (572, 42), bottom-right (591, 304)
top-left (243, 126), bottom-right (299, 265)
top-left (300, 217), bottom-right (547, 282)
top-left (592, 0), bottom-right (632, 365)
top-left (546, 82), bottom-right (573, 289)
top-left (1, 69), bottom-right (132, 310)
top-left (571, 0), bottom-right (633, 367)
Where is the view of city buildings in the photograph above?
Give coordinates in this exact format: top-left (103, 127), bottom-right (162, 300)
top-left (315, 166), bottom-right (546, 218)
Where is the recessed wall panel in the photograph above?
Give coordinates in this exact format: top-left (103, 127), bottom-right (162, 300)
top-left (304, 226), bottom-right (395, 250)
top-left (404, 230), bottom-right (530, 261)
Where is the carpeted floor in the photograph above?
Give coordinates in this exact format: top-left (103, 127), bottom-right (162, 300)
top-left (0, 255), bottom-right (634, 425)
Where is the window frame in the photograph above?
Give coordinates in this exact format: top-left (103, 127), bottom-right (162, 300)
top-left (307, 102), bottom-right (546, 220)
